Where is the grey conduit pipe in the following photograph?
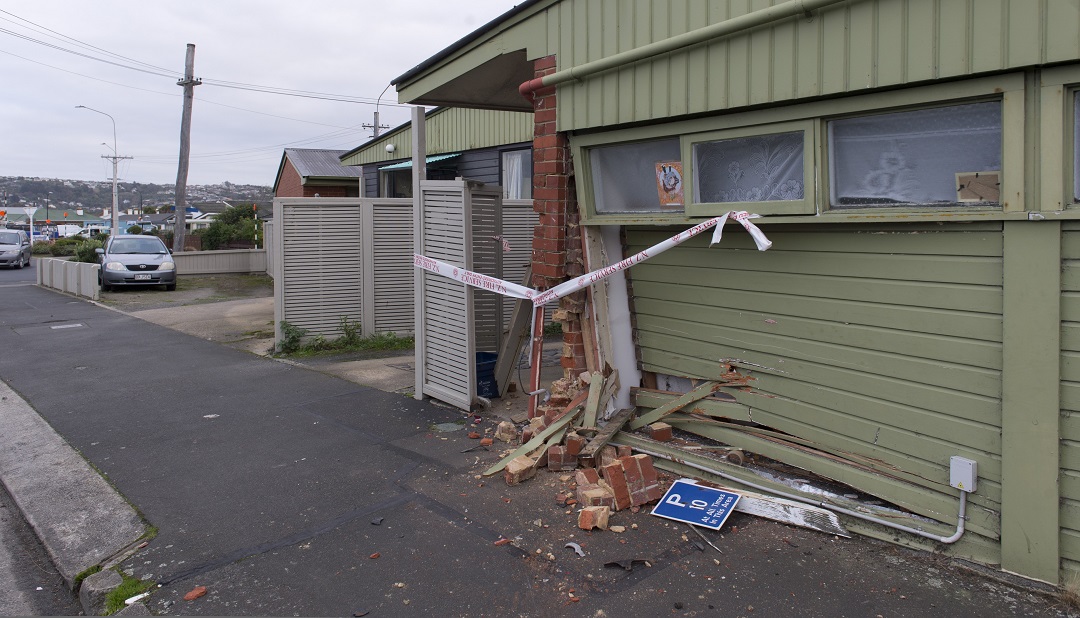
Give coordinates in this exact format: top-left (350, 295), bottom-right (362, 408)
top-left (519, 0), bottom-right (850, 98)
top-left (633, 445), bottom-right (970, 545)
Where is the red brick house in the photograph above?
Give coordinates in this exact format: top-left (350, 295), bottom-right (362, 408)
top-left (273, 149), bottom-right (362, 198)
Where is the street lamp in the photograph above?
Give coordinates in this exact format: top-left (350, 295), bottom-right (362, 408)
top-left (75, 105), bottom-right (129, 237)
top-left (45, 191), bottom-right (51, 233)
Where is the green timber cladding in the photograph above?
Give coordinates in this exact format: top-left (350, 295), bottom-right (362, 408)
top-left (338, 107), bottom-right (533, 166)
top-left (391, 0), bottom-right (1080, 584)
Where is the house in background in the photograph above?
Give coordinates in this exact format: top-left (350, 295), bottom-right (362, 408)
top-left (338, 106), bottom-right (533, 200)
top-left (392, 0), bottom-right (1080, 586)
top-left (273, 148), bottom-right (363, 198)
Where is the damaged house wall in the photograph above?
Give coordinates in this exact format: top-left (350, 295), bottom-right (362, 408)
top-left (390, 0), bottom-right (1080, 585)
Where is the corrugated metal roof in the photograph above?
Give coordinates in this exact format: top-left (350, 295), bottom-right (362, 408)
top-left (285, 148), bottom-right (363, 178)
top-left (379, 153), bottom-right (460, 171)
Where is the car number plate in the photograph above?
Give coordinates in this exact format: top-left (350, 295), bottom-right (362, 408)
top-left (134, 274), bottom-right (152, 281)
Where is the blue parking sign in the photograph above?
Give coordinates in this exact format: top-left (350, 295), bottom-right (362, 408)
top-left (651, 479), bottom-right (740, 530)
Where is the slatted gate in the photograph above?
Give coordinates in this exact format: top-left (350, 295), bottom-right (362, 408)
top-left (416, 180), bottom-right (504, 410)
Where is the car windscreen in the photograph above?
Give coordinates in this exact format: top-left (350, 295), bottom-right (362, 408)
top-left (0, 232), bottom-right (20, 245)
top-left (110, 238), bottom-right (167, 254)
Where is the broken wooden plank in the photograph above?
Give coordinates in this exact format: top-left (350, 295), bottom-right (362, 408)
top-left (577, 406), bottom-right (635, 467)
top-left (648, 460), bottom-right (849, 537)
top-left (629, 381), bottom-right (721, 430)
top-left (582, 372), bottom-right (604, 428)
top-left (657, 418), bottom-right (999, 539)
top-left (483, 388), bottom-right (588, 477)
top-left (597, 368), bottom-right (620, 422)
top-left (494, 268), bottom-right (533, 398)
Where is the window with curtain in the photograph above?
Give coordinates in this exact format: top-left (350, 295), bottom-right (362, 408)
top-left (502, 149), bottom-right (533, 200)
top-left (590, 138), bottom-right (682, 213)
top-left (692, 131), bottom-right (805, 204)
top-left (828, 101), bottom-right (1002, 208)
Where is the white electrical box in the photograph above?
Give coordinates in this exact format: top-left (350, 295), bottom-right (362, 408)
top-left (950, 456), bottom-right (978, 492)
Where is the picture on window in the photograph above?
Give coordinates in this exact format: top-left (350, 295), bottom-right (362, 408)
top-left (655, 161), bottom-right (684, 207)
top-left (828, 101), bottom-right (1002, 208)
top-left (956, 171), bottom-right (1000, 203)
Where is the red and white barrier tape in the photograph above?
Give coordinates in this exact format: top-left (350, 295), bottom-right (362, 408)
top-left (414, 210), bottom-right (771, 307)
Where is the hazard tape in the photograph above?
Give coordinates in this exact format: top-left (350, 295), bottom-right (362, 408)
top-left (414, 211), bottom-right (771, 307)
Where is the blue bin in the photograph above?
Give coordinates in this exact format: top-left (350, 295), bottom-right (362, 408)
top-left (476, 352), bottom-right (499, 398)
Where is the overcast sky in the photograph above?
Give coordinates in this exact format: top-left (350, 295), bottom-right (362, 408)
top-left (0, 1), bottom-right (518, 187)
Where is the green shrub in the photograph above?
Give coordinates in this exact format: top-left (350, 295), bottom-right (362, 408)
top-left (278, 321), bottom-right (307, 354)
top-left (126, 224), bottom-right (143, 235)
top-left (31, 240), bottom-right (52, 255)
top-left (276, 318), bottom-right (413, 357)
top-left (73, 239), bottom-right (104, 264)
top-left (49, 237), bottom-right (80, 256)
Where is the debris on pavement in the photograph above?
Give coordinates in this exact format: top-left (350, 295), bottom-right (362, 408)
top-left (182, 586), bottom-right (207, 601)
top-left (604, 558), bottom-right (652, 571)
top-left (564, 542), bottom-right (585, 557)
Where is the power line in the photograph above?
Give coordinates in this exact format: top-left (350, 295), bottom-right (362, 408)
top-left (0, 11), bottom-right (411, 106)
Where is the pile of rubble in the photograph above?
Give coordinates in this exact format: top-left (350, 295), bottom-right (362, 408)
top-left (483, 370), bottom-right (681, 531)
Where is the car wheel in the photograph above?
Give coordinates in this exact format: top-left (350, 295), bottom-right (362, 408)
top-left (13, 256), bottom-right (21, 269)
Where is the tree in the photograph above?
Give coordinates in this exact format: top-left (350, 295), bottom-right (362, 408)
top-left (195, 203), bottom-right (261, 250)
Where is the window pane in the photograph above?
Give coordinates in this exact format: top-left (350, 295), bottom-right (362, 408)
top-left (829, 102), bottom-right (1001, 208)
top-left (693, 132), bottom-right (805, 203)
top-left (502, 149), bottom-right (533, 200)
top-left (591, 138), bottom-right (682, 213)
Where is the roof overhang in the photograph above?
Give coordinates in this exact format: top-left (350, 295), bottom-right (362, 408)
top-left (392, 0), bottom-right (553, 110)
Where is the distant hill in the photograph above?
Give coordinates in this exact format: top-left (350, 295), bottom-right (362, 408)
top-left (0, 176), bottom-right (273, 215)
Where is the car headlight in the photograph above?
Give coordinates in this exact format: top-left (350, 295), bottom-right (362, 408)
top-left (104, 261), bottom-right (126, 272)
top-left (159, 261), bottom-right (175, 271)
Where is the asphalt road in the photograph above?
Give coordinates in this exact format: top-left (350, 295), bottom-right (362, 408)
top-left (0, 271), bottom-right (1072, 616)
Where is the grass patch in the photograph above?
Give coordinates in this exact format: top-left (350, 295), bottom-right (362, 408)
top-left (105, 572), bottom-right (155, 614)
top-left (1061, 572), bottom-right (1080, 612)
top-left (74, 565), bottom-right (102, 589)
top-left (276, 318), bottom-right (413, 357)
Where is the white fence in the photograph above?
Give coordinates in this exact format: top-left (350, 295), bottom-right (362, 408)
top-left (272, 196), bottom-right (539, 352)
top-left (36, 258), bottom-right (100, 301)
top-left (172, 249), bottom-right (267, 275)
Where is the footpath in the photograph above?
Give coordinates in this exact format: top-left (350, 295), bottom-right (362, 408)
top-left (0, 283), bottom-right (1070, 616)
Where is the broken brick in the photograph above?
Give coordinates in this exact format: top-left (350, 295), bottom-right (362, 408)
top-left (645, 422), bottom-right (673, 442)
top-left (599, 445), bottom-right (618, 469)
top-left (494, 421), bottom-right (518, 443)
top-left (576, 484), bottom-right (616, 509)
top-left (601, 462), bottom-right (632, 511)
top-left (547, 445), bottom-right (578, 471)
top-left (521, 427), bottom-right (534, 443)
top-left (578, 506), bottom-right (610, 530)
top-left (616, 444), bottom-right (632, 458)
top-left (480, 437), bottom-right (494, 447)
top-left (565, 433), bottom-right (585, 456)
top-left (575, 468), bottom-right (600, 486)
top-left (183, 586), bottom-right (207, 601)
top-left (504, 456), bottom-right (537, 485)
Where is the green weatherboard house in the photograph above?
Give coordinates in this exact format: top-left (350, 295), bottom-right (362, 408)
top-left (393, 0), bottom-right (1080, 584)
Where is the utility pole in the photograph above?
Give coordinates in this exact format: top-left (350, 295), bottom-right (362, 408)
top-left (172, 43), bottom-right (201, 253)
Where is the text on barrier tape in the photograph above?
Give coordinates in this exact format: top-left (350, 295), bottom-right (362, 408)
top-left (414, 210), bottom-right (771, 307)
